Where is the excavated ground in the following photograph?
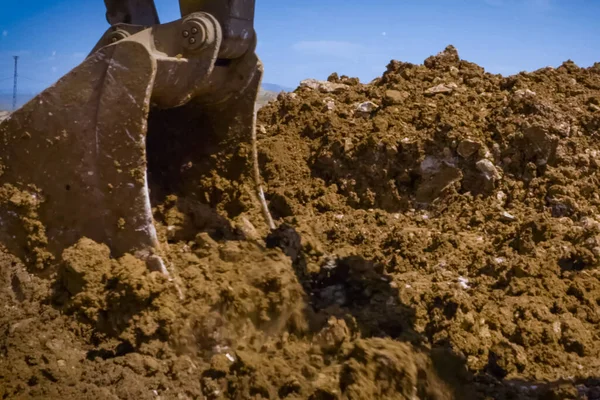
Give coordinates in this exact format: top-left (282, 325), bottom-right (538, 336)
top-left (2, 46), bottom-right (600, 399)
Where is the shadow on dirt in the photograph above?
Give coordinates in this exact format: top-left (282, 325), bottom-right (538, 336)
top-left (265, 223), bottom-right (476, 399)
top-left (264, 223), bottom-right (600, 400)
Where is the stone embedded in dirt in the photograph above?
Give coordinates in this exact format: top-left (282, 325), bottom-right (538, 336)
top-left (300, 78), bottom-right (349, 94)
top-left (457, 139), bottom-right (482, 158)
top-left (500, 211), bottom-right (517, 222)
top-left (476, 159), bottom-right (501, 180)
top-left (417, 156), bottom-right (463, 203)
top-left (236, 217), bottom-right (260, 240)
top-left (514, 88), bottom-right (537, 98)
top-left (323, 98), bottom-right (336, 111)
top-left (355, 101), bottom-right (379, 116)
top-left (315, 317), bottom-right (350, 351)
top-left (384, 89), bottom-right (409, 105)
top-left (195, 232), bottom-right (217, 249)
top-left (523, 125), bottom-right (557, 165)
top-left (425, 82), bottom-right (458, 96)
top-left (372, 116), bottom-right (389, 132)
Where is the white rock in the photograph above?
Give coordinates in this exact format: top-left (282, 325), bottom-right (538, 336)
top-left (323, 98), bottom-right (336, 111)
top-left (496, 191), bottom-right (507, 203)
top-left (476, 159), bottom-right (501, 180)
top-left (458, 276), bottom-right (470, 289)
top-left (552, 321), bottom-right (562, 335)
top-left (500, 211), bottom-right (517, 222)
top-left (514, 89), bottom-right (536, 98)
top-left (425, 82), bottom-right (458, 96)
top-left (300, 78), bottom-right (349, 93)
top-left (356, 101), bottom-right (378, 114)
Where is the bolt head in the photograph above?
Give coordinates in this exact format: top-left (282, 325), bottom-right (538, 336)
top-left (189, 37), bottom-right (196, 44)
top-left (191, 27), bottom-right (198, 34)
top-left (182, 30), bottom-right (189, 38)
top-left (111, 37), bottom-right (118, 43)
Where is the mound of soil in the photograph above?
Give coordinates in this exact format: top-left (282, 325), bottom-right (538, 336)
top-left (2, 46), bottom-right (600, 399)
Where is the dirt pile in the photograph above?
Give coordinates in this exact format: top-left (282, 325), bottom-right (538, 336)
top-left (2, 45), bottom-right (600, 399)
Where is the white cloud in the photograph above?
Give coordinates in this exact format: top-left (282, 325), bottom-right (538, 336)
top-left (52, 51), bottom-right (56, 57)
top-left (2, 30), bottom-right (7, 37)
top-left (51, 66), bottom-right (57, 72)
top-left (292, 40), bottom-right (365, 60)
top-left (382, 32), bottom-right (387, 36)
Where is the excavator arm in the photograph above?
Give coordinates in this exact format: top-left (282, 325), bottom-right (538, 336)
top-left (0, 0), bottom-right (264, 271)
top-left (104, 0), bottom-right (160, 26)
top-left (104, 0), bottom-right (256, 58)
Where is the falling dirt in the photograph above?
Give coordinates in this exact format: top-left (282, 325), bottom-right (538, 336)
top-left (3, 46), bottom-right (600, 399)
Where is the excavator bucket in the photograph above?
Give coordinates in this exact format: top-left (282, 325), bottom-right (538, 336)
top-left (0, 9), bottom-right (263, 269)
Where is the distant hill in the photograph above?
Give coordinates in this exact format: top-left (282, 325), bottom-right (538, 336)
top-left (257, 83), bottom-right (293, 108)
top-left (261, 83), bottom-right (293, 93)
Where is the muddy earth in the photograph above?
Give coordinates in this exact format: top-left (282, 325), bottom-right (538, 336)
top-left (2, 46), bottom-right (600, 399)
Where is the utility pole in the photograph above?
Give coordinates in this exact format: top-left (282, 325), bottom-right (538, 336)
top-left (12, 56), bottom-right (19, 111)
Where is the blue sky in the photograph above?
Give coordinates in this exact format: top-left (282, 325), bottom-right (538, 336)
top-left (0, 0), bottom-right (599, 96)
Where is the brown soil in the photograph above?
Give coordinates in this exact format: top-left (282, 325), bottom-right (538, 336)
top-left (2, 46), bottom-right (600, 399)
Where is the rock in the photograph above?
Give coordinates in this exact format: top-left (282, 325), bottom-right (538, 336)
top-left (195, 232), bottom-right (217, 250)
top-left (0, 111), bottom-right (10, 122)
top-left (476, 159), bottom-right (501, 180)
top-left (356, 101), bottom-right (378, 113)
top-left (500, 211), bottom-right (517, 222)
top-left (300, 78), bottom-right (349, 94)
top-left (373, 117), bottom-right (389, 132)
top-left (315, 317), bottom-right (350, 351)
top-left (236, 217), bottom-right (260, 241)
top-left (417, 156), bottom-right (462, 203)
top-left (496, 191), bottom-right (507, 204)
top-left (355, 101), bottom-right (379, 117)
top-left (514, 89), bottom-right (536, 98)
top-left (425, 82), bottom-right (458, 96)
top-left (523, 126), bottom-right (558, 165)
top-left (323, 98), bottom-right (336, 111)
top-left (457, 139), bottom-right (482, 158)
top-left (384, 89), bottom-right (409, 105)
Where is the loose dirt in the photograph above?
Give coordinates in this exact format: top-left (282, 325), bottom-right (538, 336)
top-left (2, 46), bottom-right (600, 399)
